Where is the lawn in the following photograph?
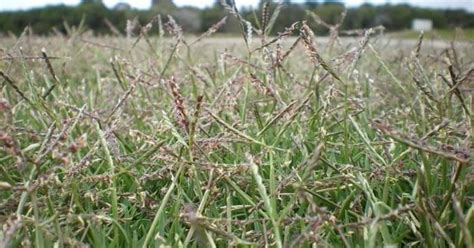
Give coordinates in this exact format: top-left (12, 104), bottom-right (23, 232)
top-left (0, 18), bottom-right (473, 247)
top-left (390, 28), bottom-right (474, 41)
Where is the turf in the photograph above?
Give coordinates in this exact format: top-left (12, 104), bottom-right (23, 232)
top-left (0, 15), bottom-right (473, 247)
top-left (389, 28), bottom-right (474, 41)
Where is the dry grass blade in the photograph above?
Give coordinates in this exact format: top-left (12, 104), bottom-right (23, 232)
top-left (266, 0), bottom-right (284, 37)
top-left (191, 16), bottom-right (227, 45)
top-left (66, 140), bottom-right (101, 177)
top-left (165, 15), bottom-right (187, 46)
top-left (447, 65), bottom-right (470, 115)
top-left (220, 0), bottom-right (249, 50)
top-left (451, 195), bottom-right (474, 248)
top-left (368, 44), bottom-right (404, 90)
top-left (300, 142), bottom-right (325, 182)
top-left (41, 48), bottom-right (60, 98)
top-left (223, 53), bottom-right (264, 70)
top-left (340, 204), bottom-right (415, 229)
top-left (306, 10), bottom-right (331, 29)
top-left (348, 28), bottom-right (374, 78)
top-left (132, 15), bottom-right (158, 49)
top-left (349, 115), bottom-right (387, 166)
top-left (459, 68), bottom-right (474, 85)
top-left (307, 9), bottom-right (347, 50)
top-left (409, 57), bottom-right (438, 105)
top-left (421, 119), bottom-right (450, 140)
top-left (300, 22), bottom-right (344, 84)
top-left (34, 105), bottom-right (85, 165)
top-left (372, 120), bottom-right (471, 164)
top-left (207, 110), bottom-right (281, 151)
top-left (0, 71), bottom-right (32, 104)
top-left (110, 59), bottom-right (126, 90)
top-left (281, 36), bottom-right (301, 63)
top-left (408, 37), bottom-right (439, 107)
top-left (257, 100), bottom-right (296, 137)
top-left (104, 18), bottom-right (123, 36)
top-left (106, 82), bottom-right (136, 122)
top-left (413, 31), bottom-right (424, 58)
top-left (249, 73), bottom-right (276, 98)
top-left (252, 22), bottom-right (298, 53)
top-left (181, 204), bottom-right (252, 246)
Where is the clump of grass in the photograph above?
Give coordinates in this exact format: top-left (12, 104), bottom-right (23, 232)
top-left (0, 7), bottom-right (473, 248)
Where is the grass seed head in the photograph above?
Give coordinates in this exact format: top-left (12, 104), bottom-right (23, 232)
top-left (168, 76), bottom-right (189, 132)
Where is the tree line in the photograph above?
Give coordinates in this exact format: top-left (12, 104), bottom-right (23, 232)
top-left (0, 0), bottom-right (473, 36)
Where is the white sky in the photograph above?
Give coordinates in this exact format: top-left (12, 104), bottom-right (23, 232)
top-left (0, 0), bottom-right (473, 12)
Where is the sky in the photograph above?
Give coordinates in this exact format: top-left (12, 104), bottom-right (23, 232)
top-left (0, 0), bottom-right (473, 12)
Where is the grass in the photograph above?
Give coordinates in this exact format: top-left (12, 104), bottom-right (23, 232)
top-left (390, 28), bottom-right (474, 40)
top-left (0, 10), bottom-right (473, 248)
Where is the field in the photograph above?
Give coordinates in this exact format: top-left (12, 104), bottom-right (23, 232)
top-left (389, 28), bottom-right (474, 41)
top-left (1, 19), bottom-right (473, 247)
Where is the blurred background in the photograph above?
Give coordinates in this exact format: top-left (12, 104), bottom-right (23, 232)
top-left (0, 0), bottom-right (473, 37)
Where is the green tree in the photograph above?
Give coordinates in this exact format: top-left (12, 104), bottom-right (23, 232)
top-left (151, 0), bottom-right (176, 13)
top-left (81, 0), bottom-right (103, 5)
top-left (305, 0), bottom-right (319, 8)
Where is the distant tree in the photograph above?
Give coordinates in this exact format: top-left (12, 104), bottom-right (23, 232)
top-left (323, 0), bottom-right (343, 5)
top-left (81, 0), bottom-right (103, 4)
top-left (113, 2), bottom-right (131, 11)
top-left (382, 4), bottom-right (412, 30)
top-left (200, 6), bottom-right (223, 32)
top-left (151, 0), bottom-right (174, 7)
top-left (202, 1), bottom-right (240, 33)
top-left (151, 0), bottom-right (176, 13)
top-left (77, 1), bottom-right (109, 33)
top-left (346, 3), bottom-right (376, 29)
top-left (0, 0), bottom-right (474, 36)
top-left (313, 3), bottom-right (345, 27)
top-left (214, 0), bottom-right (235, 8)
top-left (305, 0), bottom-right (319, 8)
top-left (174, 7), bottom-right (202, 32)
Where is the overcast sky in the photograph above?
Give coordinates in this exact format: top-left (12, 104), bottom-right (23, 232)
top-left (1, 0), bottom-right (473, 12)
